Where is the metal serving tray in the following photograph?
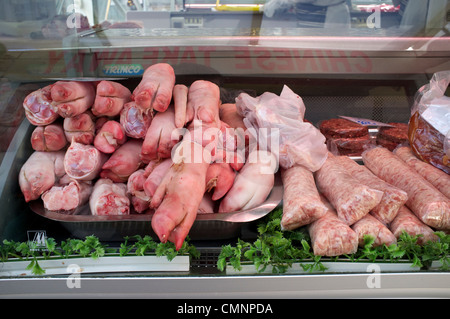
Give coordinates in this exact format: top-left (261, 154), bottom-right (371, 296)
top-left (29, 175), bottom-right (283, 241)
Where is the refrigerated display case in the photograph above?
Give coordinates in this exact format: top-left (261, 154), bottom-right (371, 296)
top-left (0, 0), bottom-right (449, 299)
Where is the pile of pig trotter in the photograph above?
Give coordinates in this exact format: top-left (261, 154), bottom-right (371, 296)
top-left (19, 63), bottom-right (449, 253)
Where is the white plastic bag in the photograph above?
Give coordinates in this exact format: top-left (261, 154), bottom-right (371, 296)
top-left (236, 85), bottom-right (327, 172)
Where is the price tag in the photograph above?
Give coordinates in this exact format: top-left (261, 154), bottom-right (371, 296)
top-left (339, 116), bottom-right (394, 127)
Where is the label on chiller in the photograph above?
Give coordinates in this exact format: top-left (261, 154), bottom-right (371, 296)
top-left (339, 115), bottom-right (394, 127)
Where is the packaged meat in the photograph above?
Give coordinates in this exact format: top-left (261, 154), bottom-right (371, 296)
top-left (63, 112), bottom-right (96, 145)
top-left (307, 197), bottom-right (359, 256)
top-left (408, 70), bottom-right (450, 174)
top-left (92, 80), bottom-right (131, 117)
top-left (23, 85), bottom-right (59, 126)
top-left (351, 214), bottom-right (397, 247)
top-left (362, 146), bottom-right (450, 230)
top-left (31, 123), bottom-right (67, 152)
top-left (394, 146), bottom-right (450, 198)
top-left (19, 151), bottom-right (66, 202)
top-left (93, 120), bottom-right (127, 154)
top-left (333, 155), bottom-right (407, 224)
top-left (389, 206), bottom-right (438, 245)
top-left (236, 85), bottom-right (327, 172)
top-left (314, 153), bottom-right (383, 225)
top-left (100, 139), bottom-right (143, 182)
top-left (218, 150), bottom-right (276, 213)
top-left (327, 134), bottom-right (373, 156)
top-left (120, 101), bottom-right (153, 139)
top-left (376, 122), bottom-right (408, 151)
top-left (89, 178), bottom-right (130, 216)
top-left (132, 63), bottom-right (175, 112)
top-left (50, 81), bottom-right (95, 118)
top-left (64, 141), bottom-right (108, 181)
top-left (319, 118), bottom-right (369, 139)
top-left (41, 178), bottom-right (92, 212)
top-left (280, 164), bottom-right (328, 231)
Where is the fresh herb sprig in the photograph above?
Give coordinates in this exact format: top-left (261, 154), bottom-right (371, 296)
top-left (218, 208), bottom-right (450, 274)
top-left (0, 235), bottom-right (199, 276)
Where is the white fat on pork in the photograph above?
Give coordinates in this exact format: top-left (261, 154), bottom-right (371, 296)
top-left (90, 178), bottom-right (130, 216)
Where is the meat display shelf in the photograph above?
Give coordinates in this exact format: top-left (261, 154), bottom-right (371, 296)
top-left (1, 271), bottom-right (449, 298)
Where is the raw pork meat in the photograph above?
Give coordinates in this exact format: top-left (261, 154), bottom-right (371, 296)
top-left (307, 197), bottom-right (359, 256)
top-left (205, 162), bottom-right (236, 201)
top-left (351, 214), bottom-right (397, 247)
top-left (219, 150), bottom-right (276, 213)
top-left (120, 101), bottom-right (153, 139)
top-left (93, 120), bottom-right (127, 154)
top-left (31, 123), bottom-right (67, 151)
top-left (100, 139), bottom-right (143, 182)
top-left (141, 108), bottom-right (180, 163)
top-left (333, 155), bottom-right (408, 225)
top-left (394, 146), bottom-right (450, 198)
top-left (19, 151), bottom-right (66, 202)
top-left (23, 85), bottom-right (59, 126)
top-left (281, 164), bottom-right (328, 231)
top-left (314, 153), bottom-right (383, 225)
top-left (389, 206), bottom-right (438, 245)
top-left (41, 176), bottom-right (92, 212)
top-left (150, 141), bottom-right (210, 250)
top-left (64, 141), bottom-right (108, 181)
top-left (362, 146), bottom-right (450, 230)
top-left (143, 158), bottom-right (173, 198)
top-left (51, 81), bottom-right (95, 118)
top-left (63, 111), bottom-right (96, 144)
top-left (132, 63), bottom-right (175, 112)
top-left (92, 80), bottom-right (131, 117)
top-left (127, 169), bottom-right (150, 213)
top-left (173, 84), bottom-right (188, 128)
top-left (90, 178), bottom-right (130, 216)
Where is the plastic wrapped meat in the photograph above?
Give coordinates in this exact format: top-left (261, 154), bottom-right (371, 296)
top-left (307, 198), bottom-right (359, 256)
top-left (23, 85), bottom-right (59, 126)
top-left (92, 80), bottom-right (131, 117)
top-left (94, 120), bottom-right (127, 154)
top-left (333, 155), bottom-right (408, 225)
top-left (141, 107), bottom-right (180, 163)
top-left (236, 85), bottom-right (327, 172)
top-left (31, 123), bottom-right (67, 151)
top-left (120, 101), bottom-right (153, 139)
top-left (389, 206), bottom-right (438, 245)
top-left (50, 81), bottom-right (95, 118)
top-left (394, 146), bottom-right (450, 198)
top-left (100, 139), bottom-right (143, 182)
top-left (63, 112), bottom-right (96, 145)
top-left (218, 150), bottom-right (276, 213)
top-left (41, 176), bottom-right (92, 212)
top-left (281, 164), bottom-right (328, 231)
top-left (19, 151), bottom-right (66, 202)
top-left (132, 63), bottom-right (175, 112)
top-left (150, 141), bottom-right (210, 250)
top-left (351, 214), bottom-right (397, 247)
top-left (376, 122), bottom-right (409, 151)
top-left (90, 179), bottom-right (130, 216)
top-left (314, 153), bottom-right (383, 225)
top-left (64, 141), bottom-right (108, 181)
top-left (362, 146), bottom-right (450, 230)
